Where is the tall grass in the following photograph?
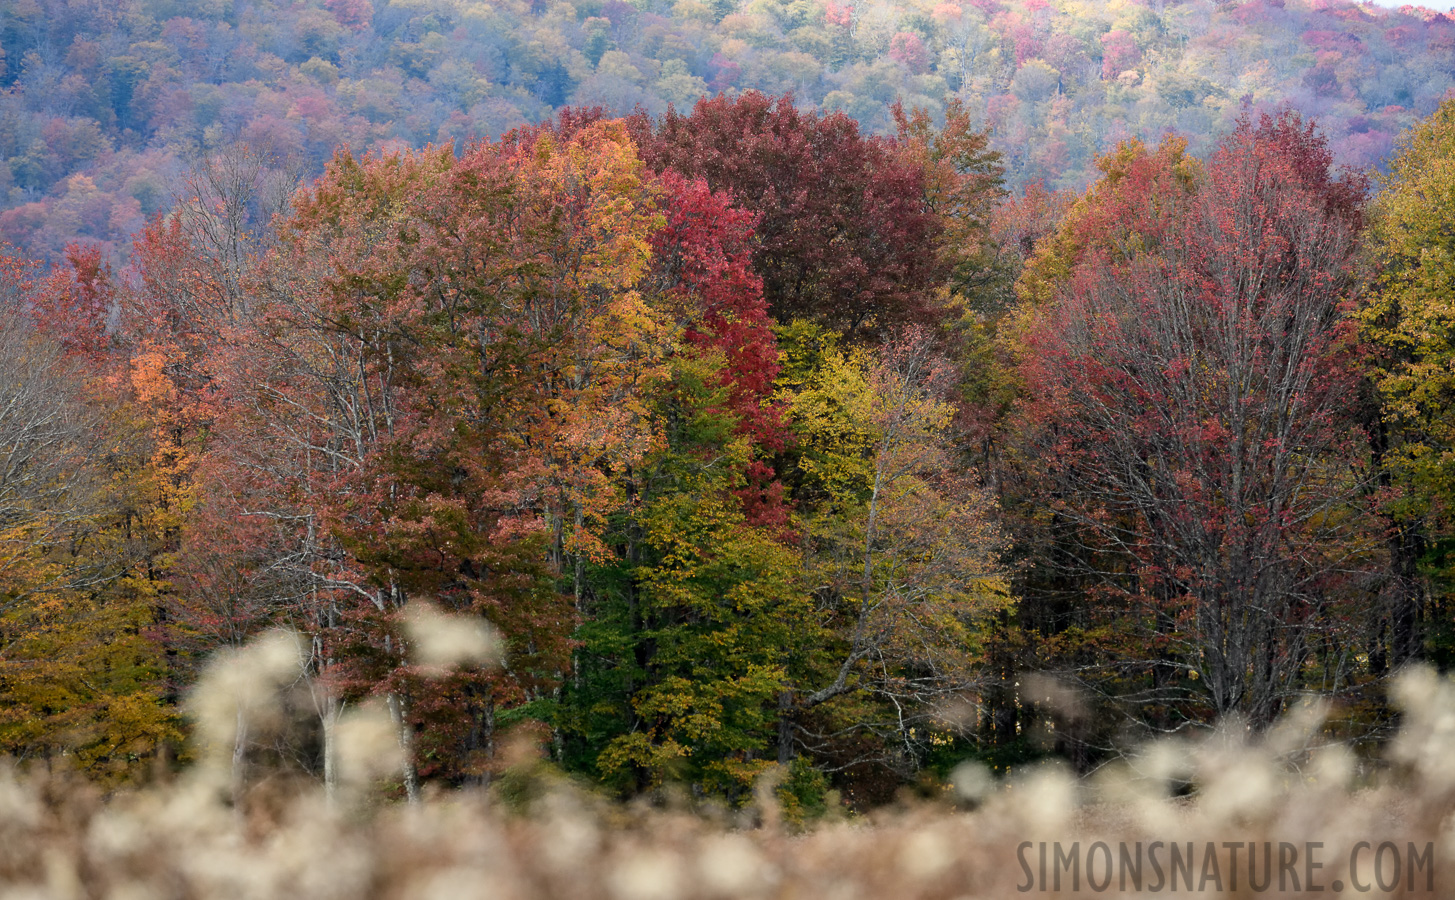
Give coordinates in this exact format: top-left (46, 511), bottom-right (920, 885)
top-left (2, 626), bottom-right (1451, 899)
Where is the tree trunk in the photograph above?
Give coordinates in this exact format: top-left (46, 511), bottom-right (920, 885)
top-left (776, 691), bottom-right (795, 764)
top-left (321, 693), bottom-right (340, 803)
top-left (386, 691), bottom-right (420, 803)
top-left (231, 706), bottom-right (249, 806)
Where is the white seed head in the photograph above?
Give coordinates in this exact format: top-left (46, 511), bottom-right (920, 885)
top-left (608, 850), bottom-right (684, 900)
top-left (698, 833), bottom-right (771, 896)
top-left (950, 760), bottom-right (994, 804)
top-left (185, 630), bottom-right (306, 765)
top-left (336, 700), bottom-right (406, 787)
top-left (404, 602), bottom-right (503, 675)
top-left (898, 827), bottom-right (955, 880)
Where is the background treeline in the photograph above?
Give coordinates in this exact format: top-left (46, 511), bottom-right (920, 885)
top-left (5, 88), bottom-right (1455, 809)
top-left (4, 0), bottom-right (1455, 260)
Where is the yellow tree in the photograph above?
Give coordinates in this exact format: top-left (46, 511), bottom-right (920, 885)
top-left (1360, 98), bottom-right (1455, 669)
top-left (496, 123), bottom-right (672, 604)
top-left (778, 322), bottom-right (1009, 778)
top-left (0, 256), bottom-right (178, 782)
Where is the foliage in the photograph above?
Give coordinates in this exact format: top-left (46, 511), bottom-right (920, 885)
top-left (0, 248), bottom-right (179, 783)
top-left (17, 77), bottom-right (1455, 804)
top-left (1360, 96), bottom-right (1455, 668)
top-left (631, 92), bottom-right (949, 339)
top-left (776, 322), bottom-right (1008, 786)
top-left (1010, 113), bottom-right (1376, 730)
top-left (4, 0), bottom-right (1454, 262)
top-left (590, 351), bottom-right (810, 798)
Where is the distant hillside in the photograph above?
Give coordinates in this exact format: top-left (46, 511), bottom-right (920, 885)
top-left (3, 0), bottom-right (1452, 258)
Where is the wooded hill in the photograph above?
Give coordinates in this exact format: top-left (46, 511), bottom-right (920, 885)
top-left (3, 0), bottom-right (1455, 259)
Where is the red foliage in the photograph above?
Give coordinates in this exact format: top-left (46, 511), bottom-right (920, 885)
top-left (31, 244), bottom-right (113, 359)
top-left (707, 53), bottom-right (741, 91)
top-left (324, 0), bottom-right (372, 31)
top-left (991, 180), bottom-right (1073, 260)
top-left (1008, 24), bottom-right (1042, 66)
top-left (889, 32), bottom-right (930, 74)
top-left (649, 172), bottom-right (793, 535)
top-left (1099, 30), bottom-right (1140, 80)
top-left (0, 246), bottom-right (41, 317)
top-left (1016, 116), bottom-right (1369, 723)
top-left (629, 92), bottom-right (946, 339)
top-left (651, 172), bottom-right (786, 450)
top-left (508, 110), bottom-right (793, 529)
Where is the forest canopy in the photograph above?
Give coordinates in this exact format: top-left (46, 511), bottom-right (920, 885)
top-left (3, 88), bottom-right (1455, 807)
top-left (4, 0), bottom-right (1455, 810)
top-left (3, 0), bottom-right (1455, 259)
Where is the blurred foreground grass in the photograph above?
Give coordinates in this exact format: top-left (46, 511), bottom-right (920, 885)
top-left (1, 629), bottom-right (1452, 899)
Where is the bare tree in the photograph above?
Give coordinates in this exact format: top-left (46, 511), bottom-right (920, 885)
top-left (1016, 118), bottom-right (1377, 729)
top-left (170, 141), bottom-right (305, 319)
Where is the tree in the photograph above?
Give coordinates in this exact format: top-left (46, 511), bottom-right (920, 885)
top-left (184, 122), bottom-right (673, 795)
top-left (588, 349), bottom-right (810, 798)
top-left (628, 92), bottom-right (949, 339)
top-left (1013, 116), bottom-right (1375, 729)
top-left (0, 248), bottom-right (177, 782)
top-left (892, 97), bottom-right (1005, 300)
top-left (169, 142), bottom-right (302, 318)
top-left (641, 170), bottom-right (791, 533)
top-left (0, 295), bottom-right (107, 611)
top-left (541, 149), bottom-right (804, 799)
top-left (1359, 97), bottom-right (1455, 670)
top-left (777, 323), bottom-right (1008, 788)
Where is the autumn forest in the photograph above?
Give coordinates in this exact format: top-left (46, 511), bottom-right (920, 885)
top-left (4, 0), bottom-right (1455, 813)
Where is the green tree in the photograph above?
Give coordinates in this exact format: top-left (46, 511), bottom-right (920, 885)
top-left (589, 350), bottom-right (811, 799)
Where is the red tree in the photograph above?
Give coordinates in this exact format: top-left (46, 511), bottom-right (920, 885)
top-left (889, 32), bottom-right (930, 74)
top-left (324, 0), bottom-right (372, 30)
top-left (627, 92), bottom-right (947, 339)
top-left (647, 171), bottom-right (792, 534)
top-left (32, 244), bottom-right (113, 360)
top-left (1016, 115), bottom-right (1374, 726)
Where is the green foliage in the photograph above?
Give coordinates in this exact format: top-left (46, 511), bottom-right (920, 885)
top-left (774, 757), bottom-right (832, 824)
top-left (583, 352), bottom-right (813, 799)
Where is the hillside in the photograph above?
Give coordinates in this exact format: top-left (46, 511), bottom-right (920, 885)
top-left (2, 0), bottom-right (1453, 259)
